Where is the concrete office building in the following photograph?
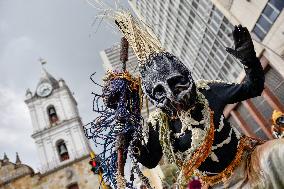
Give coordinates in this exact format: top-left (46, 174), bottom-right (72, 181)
top-left (128, 0), bottom-right (243, 82)
top-left (128, 0), bottom-right (284, 140)
top-left (212, 0), bottom-right (284, 140)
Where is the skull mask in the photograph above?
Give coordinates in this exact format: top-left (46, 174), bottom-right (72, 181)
top-left (140, 52), bottom-right (197, 115)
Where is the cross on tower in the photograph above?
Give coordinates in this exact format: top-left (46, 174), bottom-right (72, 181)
top-left (39, 58), bottom-right (47, 66)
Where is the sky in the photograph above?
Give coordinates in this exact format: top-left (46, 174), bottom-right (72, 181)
top-left (0, 0), bottom-right (129, 171)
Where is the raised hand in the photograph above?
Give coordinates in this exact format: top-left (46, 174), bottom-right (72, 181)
top-left (226, 25), bottom-right (256, 66)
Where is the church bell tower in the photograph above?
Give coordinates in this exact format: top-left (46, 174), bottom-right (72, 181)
top-left (25, 61), bottom-right (90, 172)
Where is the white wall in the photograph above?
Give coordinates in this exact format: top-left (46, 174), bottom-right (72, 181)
top-left (27, 84), bottom-right (90, 172)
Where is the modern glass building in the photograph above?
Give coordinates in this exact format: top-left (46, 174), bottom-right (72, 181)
top-left (128, 0), bottom-right (284, 140)
top-left (128, 0), bottom-right (243, 82)
top-left (101, 0), bottom-right (284, 141)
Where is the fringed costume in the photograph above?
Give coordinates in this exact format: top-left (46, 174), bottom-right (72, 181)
top-left (84, 3), bottom-right (284, 188)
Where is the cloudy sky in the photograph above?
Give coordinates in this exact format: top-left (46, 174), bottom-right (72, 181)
top-left (0, 0), bottom-right (129, 170)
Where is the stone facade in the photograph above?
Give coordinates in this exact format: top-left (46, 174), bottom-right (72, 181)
top-left (0, 156), bottom-right (100, 189)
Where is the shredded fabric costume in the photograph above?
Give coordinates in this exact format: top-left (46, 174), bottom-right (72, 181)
top-left (210, 139), bottom-right (284, 189)
top-left (84, 71), bottom-right (152, 188)
top-left (136, 51), bottom-right (268, 186)
top-left (113, 12), bottom-right (284, 188)
top-left (84, 2), bottom-right (284, 188)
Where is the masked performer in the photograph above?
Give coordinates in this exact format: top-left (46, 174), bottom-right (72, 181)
top-left (111, 11), bottom-right (284, 188)
top-left (271, 110), bottom-right (284, 139)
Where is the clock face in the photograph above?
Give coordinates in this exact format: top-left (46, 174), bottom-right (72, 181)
top-left (37, 83), bottom-right (53, 97)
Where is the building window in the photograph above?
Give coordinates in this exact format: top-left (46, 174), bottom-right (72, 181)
top-left (47, 105), bottom-right (58, 124)
top-left (56, 140), bottom-right (69, 162)
top-left (68, 183), bottom-right (79, 189)
top-left (252, 0), bottom-right (284, 40)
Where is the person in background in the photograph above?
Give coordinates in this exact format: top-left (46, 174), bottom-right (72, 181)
top-left (271, 110), bottom-right (284, 139)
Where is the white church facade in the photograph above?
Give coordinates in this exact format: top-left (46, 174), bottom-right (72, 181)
top-left (25, 66), bottom-right (90, 172)
top-left (0, 66), bottom-right (101, 189)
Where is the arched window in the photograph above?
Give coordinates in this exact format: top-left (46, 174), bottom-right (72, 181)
top-left (68, 183), bottom-right (79, 189)
top-left (56, 140), bottom-right (69, 161)
top-left (47, 105), bottom-right (58, 124)
top-left (140, 185), bottom-right (147, 189)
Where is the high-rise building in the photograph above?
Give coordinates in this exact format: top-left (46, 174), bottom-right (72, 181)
top-left (128, 0), bottom-right (243, 82)
top-left (0, 65), bottom-right (100, 189)
top-left (212, 0), bottom-right (284, 140)
top-left (128, 0), bottom-right (284, 140)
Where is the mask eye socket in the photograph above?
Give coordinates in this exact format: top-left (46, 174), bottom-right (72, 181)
top-left (179, 77), bottom-right (188, 84)
top-left (167, 75), bottom-right (189, 95)
top-left (168, 75), bottom-right (188, 86)
top-left (153, 85), bottom-right (166, 101)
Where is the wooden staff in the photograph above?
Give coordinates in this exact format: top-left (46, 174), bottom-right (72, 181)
top-left (120, 37), bottom-right (129, 72)
top-left (116, 37), bottom-right (129, 188)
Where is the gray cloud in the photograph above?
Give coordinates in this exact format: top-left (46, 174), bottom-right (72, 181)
top-left (0, 0), bottom-right (129, 170)
top-left (0, 85), bottom-right (38, 169)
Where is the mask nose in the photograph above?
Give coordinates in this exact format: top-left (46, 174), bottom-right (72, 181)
top-left (164, 84), bottom-right (174, 99)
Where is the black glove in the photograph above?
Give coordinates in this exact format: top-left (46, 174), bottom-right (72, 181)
top-left (226, 25), bottom-right (256, 66)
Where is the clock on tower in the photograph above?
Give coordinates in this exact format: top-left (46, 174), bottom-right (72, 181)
top-left (36, 82), bottom-right (53, 97)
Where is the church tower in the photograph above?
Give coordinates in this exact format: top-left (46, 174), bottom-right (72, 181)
top-left (25, 63), bottom-right (90, 172)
